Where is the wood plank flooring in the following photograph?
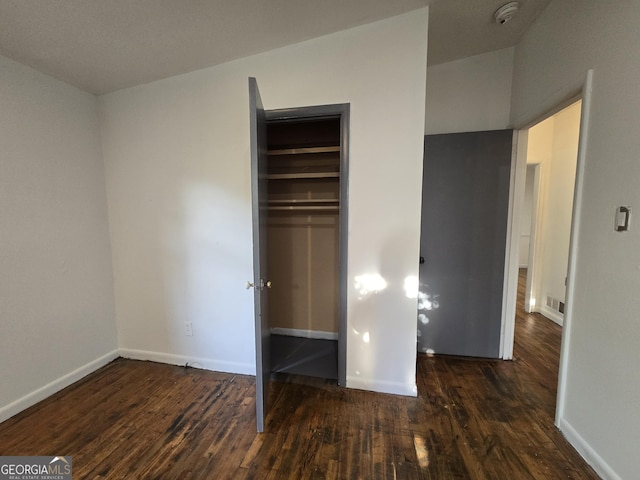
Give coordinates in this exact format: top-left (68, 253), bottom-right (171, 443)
top-left (0, 269), bottom-right (599, 479)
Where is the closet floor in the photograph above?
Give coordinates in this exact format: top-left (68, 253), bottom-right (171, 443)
top-left (270, 334), bottom-right (338, 380)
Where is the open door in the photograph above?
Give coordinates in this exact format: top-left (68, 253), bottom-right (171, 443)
top-left (418, 130), bottom-right (513, 358)
top-left (249, 77), bottom-right (270, 432)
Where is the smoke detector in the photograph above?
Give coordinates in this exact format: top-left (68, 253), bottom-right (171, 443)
top-left (494, 2), bottom-right (520, 24)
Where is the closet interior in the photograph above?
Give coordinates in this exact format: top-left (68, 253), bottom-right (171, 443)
top-left (266, 117), bottom-right (341, 381)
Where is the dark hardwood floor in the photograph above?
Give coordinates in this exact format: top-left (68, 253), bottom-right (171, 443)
top-left (0, 269), bottom-right (599, 479)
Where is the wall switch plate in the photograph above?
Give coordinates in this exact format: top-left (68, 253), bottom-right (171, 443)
top-left (615, 206), bottom-right (631, 232)
top-left (184, 322), bottom-right (193, 336)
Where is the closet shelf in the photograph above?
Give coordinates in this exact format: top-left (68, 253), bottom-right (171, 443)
top-left (268, 198), bottom-right (339, 212)
top-left (267, 172), bottom-right (339, 180)
top-left (268, 199), bottom-right (338, 205)
top-left (268, 146), bottom-right (340, 156)
top-left (268, 205), bottom-right (339, 212)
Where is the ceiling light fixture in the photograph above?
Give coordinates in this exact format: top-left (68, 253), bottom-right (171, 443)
top-left (494, 1), bottom-right (520, 25)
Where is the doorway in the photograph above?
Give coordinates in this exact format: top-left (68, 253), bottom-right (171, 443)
top-left (249, 78), bottom-right (349, 431)
top-left (501, 71), bottom-right (594, 426)
top-left (265, 115), bottom-right (345, 381)
top-left (521, 100), bottom-right (582, 326)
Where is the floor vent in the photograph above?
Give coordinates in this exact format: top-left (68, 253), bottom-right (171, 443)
top-left (545, 295), bottom-right (565, 316)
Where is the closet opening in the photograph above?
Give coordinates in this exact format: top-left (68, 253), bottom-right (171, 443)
top-left (264, 109), bottom-right (348, 385)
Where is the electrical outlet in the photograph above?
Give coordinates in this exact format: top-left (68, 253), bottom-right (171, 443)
top-left (184, 322), bottom-right (193, 336)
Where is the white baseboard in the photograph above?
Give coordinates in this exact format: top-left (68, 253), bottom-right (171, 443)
top-left (347, 376), bottom-right (417, 397)
top-left (0, 348), bottom-right (254, 424)
top-left (558, 417), bottom-right (621, 480)
top-left (118, 348), bottom-right (255, 376)
top-left (270, 327), bottom-right (338, 340)
top-left (0, 349), bottom-right (120, 424)
top-left (539, 305), bottom-right (564, 326)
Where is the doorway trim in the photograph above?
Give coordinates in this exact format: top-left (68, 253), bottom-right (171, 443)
top-left (265, 103), bottom-right (350, 387)
top-left (500, 70), bottom-right (593, 426)
top-left (524, 163), bottom-right (541, 314)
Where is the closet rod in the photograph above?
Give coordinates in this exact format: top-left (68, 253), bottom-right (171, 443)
top-left (268, 172), bottom-right (339, 180)
top-left (268, 146), bottom-right (340, 156)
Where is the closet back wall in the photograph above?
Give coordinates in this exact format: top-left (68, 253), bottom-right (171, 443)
top-left (268, 212), bottom-right (339, 334)
top-left (267, 119), bottom-right (340, 336)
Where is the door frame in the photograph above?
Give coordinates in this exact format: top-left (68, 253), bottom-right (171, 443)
top-left (524, 163), bottom-right (541, 314)
top-left (265, 103), bottom-right (350, 387)
top-left (500, 70), bottom-right (593, 426)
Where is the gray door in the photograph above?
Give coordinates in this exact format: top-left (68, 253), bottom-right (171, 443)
top-left (249, 77), bottom-right (270, 432)
top-left (418, 130), bottom-right (513, 358)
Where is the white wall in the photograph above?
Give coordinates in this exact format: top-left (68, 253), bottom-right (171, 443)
top-left (0, 56), bottom-right (117, 422)
top-left (543, 103), bottom-right (580, 302)
top-left (425, 47), bottom-right (513, 134)
top-left (525, 118), bottom-right (554, 314)
top-left (99, 9), bottom-right (428, 396)
top-left (543, 104), bottom-right (579, 322)
top-left (512, 2), bottom-right (640, 478)
top-left (518, 165), bottom-right (535, 267)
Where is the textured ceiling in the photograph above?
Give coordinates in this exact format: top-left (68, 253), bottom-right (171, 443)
top-left (0, 0), bottom-right (551, 95)
top-left (428, 0), bottom-right (552, 66)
